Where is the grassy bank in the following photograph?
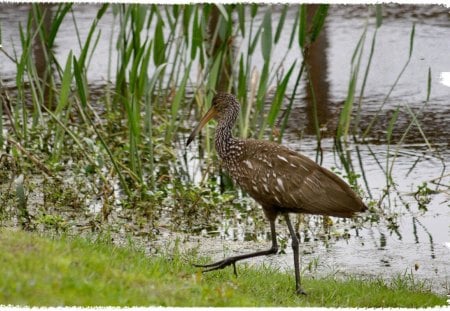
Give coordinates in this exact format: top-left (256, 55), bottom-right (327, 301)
top-left (0, 228), bottom-right (446, 307)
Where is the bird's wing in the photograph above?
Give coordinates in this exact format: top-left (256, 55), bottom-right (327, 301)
top-left (232, 140), bottom-right (365, 218)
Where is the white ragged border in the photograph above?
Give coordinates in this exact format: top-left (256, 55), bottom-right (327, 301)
top-left (439, 72), bottom-right (450, 88)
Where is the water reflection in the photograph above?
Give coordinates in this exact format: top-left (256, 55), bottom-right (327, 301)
top-left (304, 4), bottom-right (331, 136)
top-left (32, 4), bottom-right (55, 107)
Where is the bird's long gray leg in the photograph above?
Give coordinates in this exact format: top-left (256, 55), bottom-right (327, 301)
top-left (193, 219), bottom-right (279, 275)
top-left (284, 213), bottom-right (307, 295)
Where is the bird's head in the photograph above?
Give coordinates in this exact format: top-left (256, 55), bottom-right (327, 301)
top-left (211, 92), bottom-right (240, 115)
top-left (186, 92), bottom-right (240, 146)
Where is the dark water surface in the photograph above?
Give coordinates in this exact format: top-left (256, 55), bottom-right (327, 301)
top-left (1, 4), bottom-right (449, 294)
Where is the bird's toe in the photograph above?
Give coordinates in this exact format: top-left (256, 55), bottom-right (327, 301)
top-left (192, 257), bottom-right (236, 272)
top-left (296, 288), bottom-right (307, 296)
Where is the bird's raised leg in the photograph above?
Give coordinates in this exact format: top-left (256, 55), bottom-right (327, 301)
top-left (193, 219), bottom-right (279, 276)
top-left (284, 213), bottom-right (307, 295)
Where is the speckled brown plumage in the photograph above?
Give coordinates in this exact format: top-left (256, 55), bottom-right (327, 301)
top-left (187, 92), bottom-right (367, 295)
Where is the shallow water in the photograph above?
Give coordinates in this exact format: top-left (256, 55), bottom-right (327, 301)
top-left (182, 136), bottom-right (449, 294)
top-left (182, 5), bottom-right (449, 294)
top-left (1, 4), bottom-right (449, 294)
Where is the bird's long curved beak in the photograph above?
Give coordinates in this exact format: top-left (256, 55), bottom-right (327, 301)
top-left (186, 106), bottom-right (218, 146)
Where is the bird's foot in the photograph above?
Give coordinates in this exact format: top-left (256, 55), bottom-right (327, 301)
top-left (193, 247), bottom-right (277, 277)
top-left (296, 287), bottom-right (307, 296)
top-left (193, 257), bottom-right (239, 276)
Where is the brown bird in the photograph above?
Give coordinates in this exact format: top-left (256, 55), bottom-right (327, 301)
top-left (186, 92), bottom-right (367, 295)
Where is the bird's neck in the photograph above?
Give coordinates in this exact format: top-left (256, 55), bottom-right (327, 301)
top-left (215, 116), bottom-right (237, 160)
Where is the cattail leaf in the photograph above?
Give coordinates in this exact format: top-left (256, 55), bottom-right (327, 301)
top-left (255, 62), bottom-right (270, 138)
top-left (274, 5), bottom-right (288, 44)
top-left (166, 62), bottom-right (192, 144)
top-left (73, 56), bottom-right (87, 107)
top-left (237, 4), bottom-right (245, 37)
top-left (78, 4), bottom-right (108, 70)
top-left (309, 4), bottom-right (328, 43)
top-left (237, 55), bottom-right (246, 100)
top-left (266, 62), bottom-right (296, 129)
top-left (249, 24), bottom-right (262, 55)
top-left (147, 63), bottom-right (167, 97)
top-left (207, 51), bottom-right (222, 91)
top-left (409, 23), bottom-right (415, 58)
top-left (130, 42), bottom-right (145, 90)
top-left (191, 8), bottom-right (202, 61)
top-left (250, 4), bottom-right (258, 18)
top-left (261, 8), bottom-right (272, 62)
top-left (48, 3), bottom-right (72, 48)
top-left (387, 107), bottom-right (400, 144)
top-left (96, 4), bottom-right (108, 19)
top-left (288, 6), bottom-right (299, 49)
top-left (203, 3), bottom-right (212, 19)
top-left (298, 4), bottom-right (307, 48)
top-left (183, 5), bottom-right (192, 45)
top-left (351, 27), bottom-right (366, 66)
top-left (215, 4), bottom-right (229, 22)
top-left (217, 6), bottom-right (232, 42)
top-left (154, 18), bottom-right (165, 66)
top-left (163, 6), bottom-right (174, 30)
top-left (172, 5), bottom-right (179, 19)
top-left (55, 51), bottom-right (72, 115)
top-left (138, 40), bottom-right (152, 98)
top-left (375, 4), bottom-right (383, 28)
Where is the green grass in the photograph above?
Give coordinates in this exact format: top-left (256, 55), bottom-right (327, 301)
top-left (0, 229), bottom-right (446, 307)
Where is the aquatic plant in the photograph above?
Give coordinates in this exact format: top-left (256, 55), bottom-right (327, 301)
top-left (0, 4), bottom-right (446, 243)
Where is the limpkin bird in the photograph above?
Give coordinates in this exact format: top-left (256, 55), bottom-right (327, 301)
top-left (186, 92), bottom-right (367, 295)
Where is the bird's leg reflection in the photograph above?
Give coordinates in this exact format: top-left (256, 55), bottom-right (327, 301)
top-left (193, 219), bottom-right (279, 277)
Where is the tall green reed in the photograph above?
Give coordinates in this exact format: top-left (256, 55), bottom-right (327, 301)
top-left (376, 22), bottom-right (418, 200)
top-left (334, 5), bottom-right (381, 187)
top-left (9, 4), bottom-right (71, 145)
top-left (50, 52), bottom-right (73, 163)
top-left (3, 4), bottom-right (433, 211)
top-left (113, 5), bottom-right (153, 183)
top-left (362, 23), bottom-right (416, 141)
top-left (5, 4), bottom-right (128, 197)
top-left (234, 4), bottom-right (330, 145)
top-left (0, 5), bottom-right (343, 190)
top-left (332, 9), bottom-right (432, 212)
top-left (353, 5), bottom-right (382, 135)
